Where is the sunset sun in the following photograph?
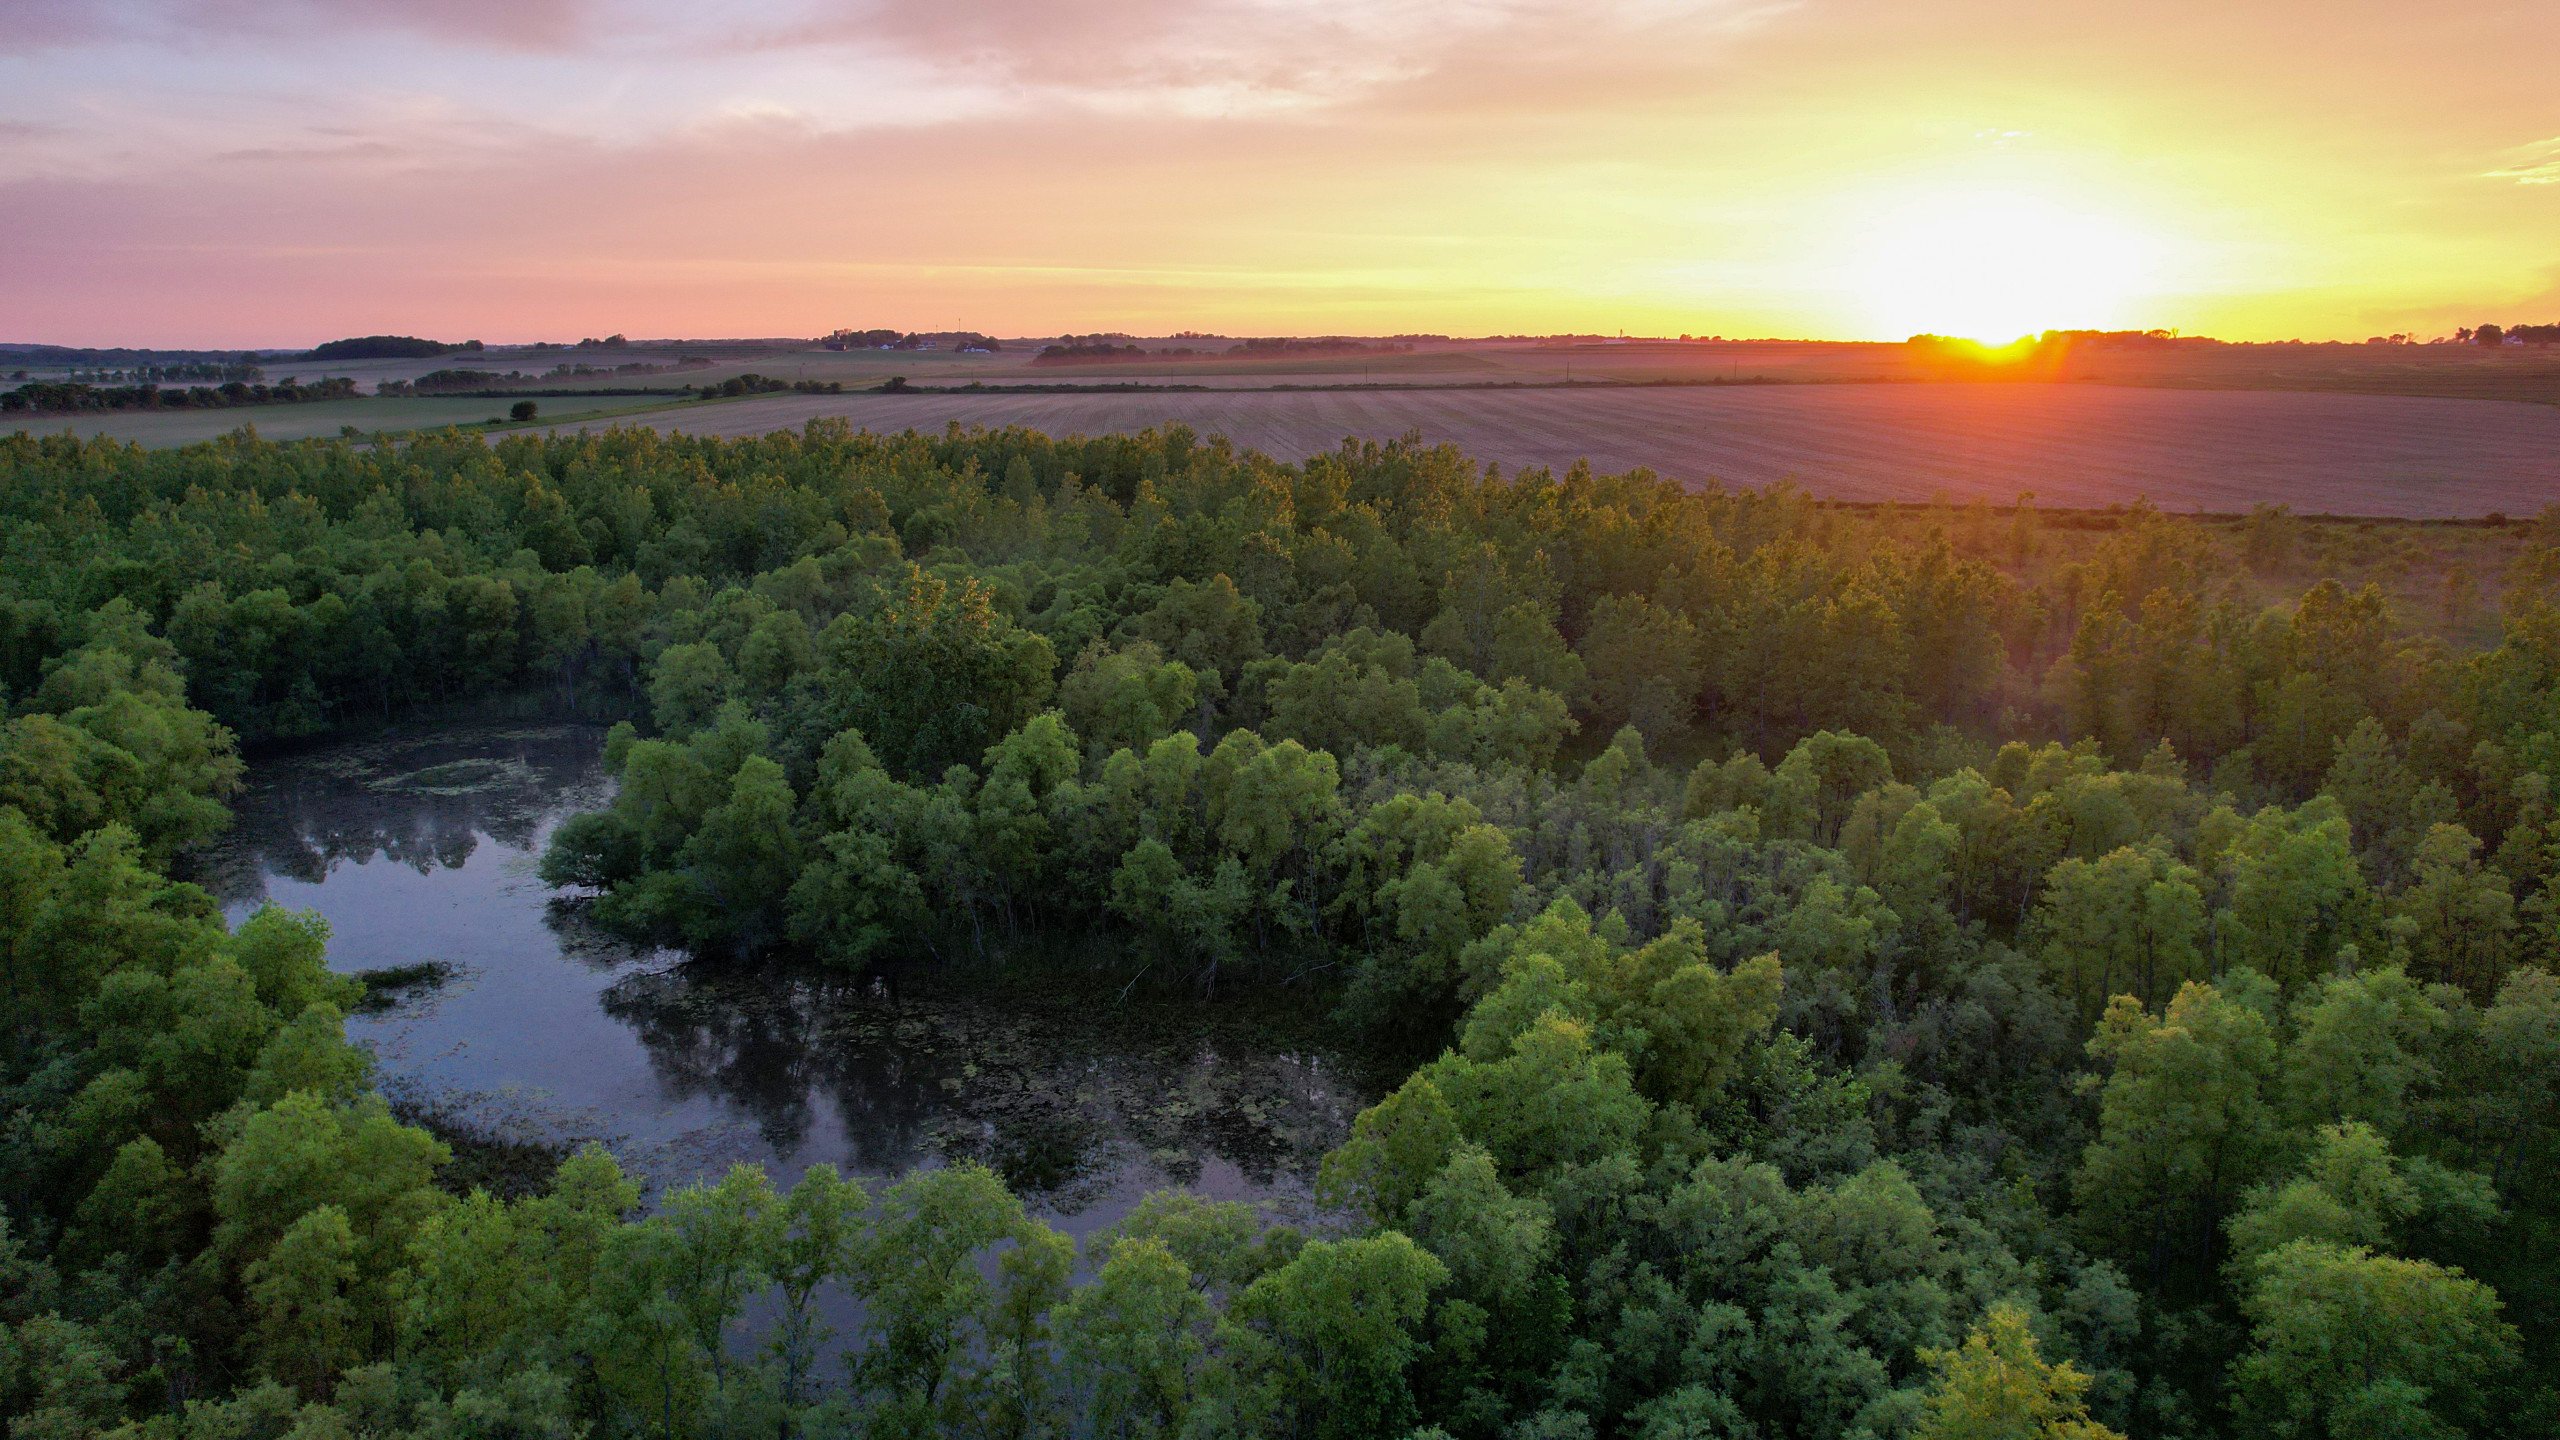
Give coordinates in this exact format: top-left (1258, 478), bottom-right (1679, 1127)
top-left (1853, 191), bottom-right (2165, 343)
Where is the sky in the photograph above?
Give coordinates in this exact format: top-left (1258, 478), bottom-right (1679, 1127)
top-left (4, 0), bottom-right (2556, 347)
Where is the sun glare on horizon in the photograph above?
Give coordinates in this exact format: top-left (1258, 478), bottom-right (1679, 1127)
top-left (1849, 190), bottom-right (2167, 344)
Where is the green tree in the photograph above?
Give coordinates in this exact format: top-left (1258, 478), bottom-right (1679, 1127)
top-left (2215, 801), bottom-right (2378, 989)
top-left (2231, 1241), bottom-right (2517, 1440)
top-left (1914, 1303), bottom-right (2126, 1440)
top-left (767, 1164), bottom-right (868, 1420)
top-left (1226, 1232), bottom-right (1448, 1440)
top-left (1057, 1236), bottom-right (1210, 1440)
top-left (247, 1203), bottom-right (363, 1397)
top-left (211, 1092), bottom-right (450, 1310)
top-left (672, 754), bottom-right (803, 951)
top-left (2032, 845), bottom-right (2207, 1018)
top-left (2073, 979), bottom-right (2284, 1287)
top-left (1580, 593), bottom-right (1701, 746)
top-left (1059, 641), bottom-right (1199, 758)
top-left (850, 1164), bottom-right (1072, 1433)
top-left (2397, 823), bottom-right (2517, 998)
top-left (806, 564), bottom-right (1058, 778)
top-left (648, 641), bottom-right (733, 739)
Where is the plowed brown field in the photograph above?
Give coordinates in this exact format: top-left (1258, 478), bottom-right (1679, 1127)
top-left (590, 382), bottom-right (2560, 517)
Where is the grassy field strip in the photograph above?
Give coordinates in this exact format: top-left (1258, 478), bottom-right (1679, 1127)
top-left (19, 392), bottom-right (687, 447)
top-left (13, 385), bottom-right (816, 448)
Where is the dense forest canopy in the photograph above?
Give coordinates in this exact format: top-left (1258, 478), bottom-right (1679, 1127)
top-left (1, 420), bottom-right (2557, 1438)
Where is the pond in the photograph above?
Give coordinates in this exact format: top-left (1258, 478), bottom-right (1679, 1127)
top-left (195, 723), bottom-right (1389, 1235)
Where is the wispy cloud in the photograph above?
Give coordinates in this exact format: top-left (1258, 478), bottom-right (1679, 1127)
top-left (1, 0), bottom-right (597, 54)
top-left (741, 0), bottom-right (1774, 118)
top-left (2483, 135), bottom-right (2560, 185)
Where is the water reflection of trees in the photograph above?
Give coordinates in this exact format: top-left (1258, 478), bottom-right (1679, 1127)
top-left (211, 723), bottom-right (1378, 1209)
top-left (595, 957), bottom-right (1377, 1205)
top-left (204, 728), bottom-right (607, 902)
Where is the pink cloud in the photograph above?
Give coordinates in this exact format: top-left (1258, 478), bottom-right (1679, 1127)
top-left (3, 0), bottom-right (595, 53)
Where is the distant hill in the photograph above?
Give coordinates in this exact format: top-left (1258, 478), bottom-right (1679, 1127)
top-left (300, 335), bottom-right (481, 361)
top-left (1, 343), bottom-right (269, 367)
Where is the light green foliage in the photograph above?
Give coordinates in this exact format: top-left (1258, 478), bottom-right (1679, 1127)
top-left (1318, 1073), bottom-right (1466, 1226)
top-left (1914, 1303), bottom-right (2126, 1440)
top-left (67, 1133), bottom-right (190, 1265)
top-left (1406, 1011), bottom-right (1653, 1187)
top-left (248, 1204), bottom-right (362, 1397)
top-left (1059, 640), bottom-right (1200, 759)
top-left (0, 634), bottom-right (244, 859)
top-left (211, 1092), bottom-right (450, 1303)
top-left (661, 1165), bottom-right (780, 1397)
top-left (1263, 629), bottom-right (1431, 757)
top-left (2073, 980), bottom-right (2284, 1282)
top-left (1121, 572), bottom-right (1265, 694)
top-left (785, 729), bottom-right (925, 963)
top-left (675, 754), bottom-right (803, 951)
top-left (2396, 822), bottom-right (2517, 997)
top-left (1766, 730), bottom-right (1895, 845)
top-left (243, 1003), bottom-right (371, 1106)
top-left (848, 1163), bottom-right (1074, 1432)
top-left (1401, 1143), bottom-right (1570, 1418)
top-left (1226, 1232), bottom-right (1447, 1440)
top-left (2231, 1241), bottom-right (2517, 1440)
top-left (2226, 1121), bottom-right (2424, 1273)
top-left (2032, 844), bottom-right (2206, 1018)
top-left (1427, 675), bottom-right (1577, 770)
top-left (1465, 913), bottom-right (1783, 1110)
top-left (649, 641), bottom-right (733, 738)
top-left (1057, 1237), bottom-right (1210, 1439)
top-left (586, 1211), bottom-right (715, 1436)
top-left (2279, 966), bottom-right (2446, 1137)
top-left (736, 609), bottom-right (815, 697)
top-left (403, 1191), bottom-right (535, 1386)
top-left (2214, 800), bottom-right (2381, 988)
top-left (804, 563), bottom-right (1059, 779)
top-left (767, 1164), bottom-right (868, 1411)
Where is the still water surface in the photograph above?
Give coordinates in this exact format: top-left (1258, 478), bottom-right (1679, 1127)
top-left (197, 724), bottom-right (1383, 1233)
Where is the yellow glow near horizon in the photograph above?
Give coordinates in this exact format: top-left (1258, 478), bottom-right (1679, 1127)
top-left (1849, 191), bottom-right (2168, 344)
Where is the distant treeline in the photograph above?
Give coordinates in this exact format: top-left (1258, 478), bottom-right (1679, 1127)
top-left (823, 328), bottom-right (1004, 352)
top-left (374, 371), bottom-right (838, 400)
top-left (699, 374), bottom-right (843, 398)
top-left (536, 357), bottom-right (711, 381)
top-left (1032, 342), bottom-right (1153, 364)
top-left (1034, 335), bottom-right (1416, 365)
top-left (59, 361), bottom-right (265, 385)
top-left (0, 376), bottom-right (359, 415)
top-left (378, 370), bottom-right (529, 395)
top-left (2462, 323), bottom-right (2560, 346)
top-left (0, 343), bottom-right (267, 368)
top-left (1229, 336), bottom-right (1414, 357)
top-left (301, 335), bottom-right (481, 361)
top-left (381, 359), bottom-right (712, 395)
